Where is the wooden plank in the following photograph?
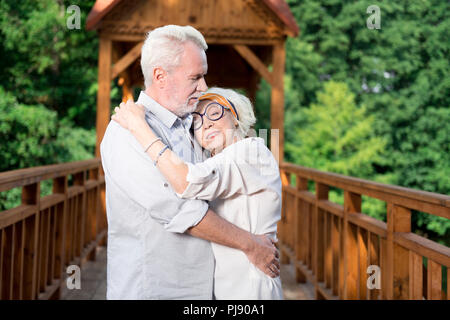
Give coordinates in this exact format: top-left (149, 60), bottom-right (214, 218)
top-left (0, 205), bottom-right (37, 231)
top-left (394, 232), bottom-right (450, 267)
top-left (0, 159), bottom-right (100, 192)
top-left (233, 44), bottom-right (274, 86)
top-left (95, 36), bottom-right (112, 157)
top-left (347, 212), bottom-right (387, 238)
top-left (409, 251), bottom-right (423, 299)
top-left (110, 41), bottom-right (143, 80)
top-left (427, 259), bottom-right (442, 300)
top-left (280, 163), bottom-right (450, 219)
top-left (318, 200), bottom-right (344, 218)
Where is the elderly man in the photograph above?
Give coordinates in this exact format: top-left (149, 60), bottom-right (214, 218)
top-left (100, 25), bottom-right (279, 299)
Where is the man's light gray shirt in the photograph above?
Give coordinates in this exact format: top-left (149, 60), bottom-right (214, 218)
top-left (100, 91), bottom-right (214, 299)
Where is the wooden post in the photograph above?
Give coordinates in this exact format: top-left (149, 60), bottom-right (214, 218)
top-left (270, 41), bottom-right (285, 163)
top-left (95, 37), bottom-right (112, 157)
top-left (386, 204), bottom-right (411, 299)
top-left (22, 183), bottom-right (40, 300)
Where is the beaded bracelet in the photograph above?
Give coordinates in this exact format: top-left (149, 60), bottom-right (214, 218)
top-left (144, 137), bottom-right (161, 153)
top-left (154, 145), bottom-right (170, 166)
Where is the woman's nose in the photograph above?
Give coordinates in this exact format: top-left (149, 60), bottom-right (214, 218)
top-left (203, 117), bottom-right (213, 129)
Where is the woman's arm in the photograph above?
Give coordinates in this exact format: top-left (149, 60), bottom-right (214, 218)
top-left (112, 100), bottom-right (189, 194)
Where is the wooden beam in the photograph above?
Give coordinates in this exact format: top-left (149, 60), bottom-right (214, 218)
top-left (110, 42), bottom-right (143, 80)
top-left (95, 37), bottom-right (112, 157)
top-left (233, 44), bottom-right (274, 86)
top-left (270, 42), bottom-right (285, 163)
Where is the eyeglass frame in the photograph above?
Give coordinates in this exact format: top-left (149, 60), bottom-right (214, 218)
top-left (191, 101), bottom-right (233, 130)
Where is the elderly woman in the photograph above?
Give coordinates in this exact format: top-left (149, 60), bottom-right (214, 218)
top-left (112, 87), bottom-right (283, 300)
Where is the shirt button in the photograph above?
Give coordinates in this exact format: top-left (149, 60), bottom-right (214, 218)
top-left (164, 183), bottom-right (168, 187)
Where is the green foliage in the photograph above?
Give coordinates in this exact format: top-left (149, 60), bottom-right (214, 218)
top-left (0, 86), bottom-right (95, 172)
top-left (0, 0), bottom-right (99, 128)
top-left (286, 81), bottom-right (386, 178)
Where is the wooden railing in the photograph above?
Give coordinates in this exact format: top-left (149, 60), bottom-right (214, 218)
top-left (0, 159), bottom-right (106, 300)
top-left (278, 162), bottom-right (450, 300)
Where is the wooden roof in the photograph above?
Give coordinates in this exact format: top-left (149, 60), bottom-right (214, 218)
top-left (86, 0), bottom-right (299, 37)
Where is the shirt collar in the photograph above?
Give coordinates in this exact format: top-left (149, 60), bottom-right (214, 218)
top-left (137, 91), bottom-right (186, 129)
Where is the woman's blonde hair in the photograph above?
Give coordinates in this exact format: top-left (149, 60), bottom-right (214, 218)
top-left (199, 87), bottom-right (256, 138)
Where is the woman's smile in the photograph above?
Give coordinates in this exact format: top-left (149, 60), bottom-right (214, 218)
top-left (206, 130), bottom-right (221, 140)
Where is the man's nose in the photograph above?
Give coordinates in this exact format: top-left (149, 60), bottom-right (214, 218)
top-left (197, 77), bottom-right (208, 92)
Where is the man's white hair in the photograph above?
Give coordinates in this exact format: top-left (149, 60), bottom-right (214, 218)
top-left (200, 87), bottom-right (257, 138)
top-left (141, 25), bottom-right (208, 88)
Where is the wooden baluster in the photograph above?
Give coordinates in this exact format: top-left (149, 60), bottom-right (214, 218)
top-left (89, 169), bottom-right (99, 261)
top-left (343, 191), bottom-right (361, 299)
top-left (21, 183), bottom-right (39, 300)
top-left (314, 183), bottom-right (328, 298)
top-left (358, 227), bottom-right (368, 299)
top-left (74, 171), bottom-right (86, 259)
top-left (294, 176), bottom-right (307, 282)
top-left (52, 176), bottom-right (67, 296)
top-left (409, 251), bottom-right (423, 299)
top-left (324, 211), bottom-right (332, 289)
top-left (427, 259), bottom-right (442, 300)
top-left (279, 170), bottom-right (290, 264)
top-left (331, 213), bottom-right (340, 297)
top-left (368, 232), bottom-right (381, 299)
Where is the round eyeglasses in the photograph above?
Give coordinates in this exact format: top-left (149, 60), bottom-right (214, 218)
top-left (192, 102), bottom-right (231, 130)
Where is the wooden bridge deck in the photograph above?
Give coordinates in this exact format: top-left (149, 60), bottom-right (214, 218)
top-left (60, 246), bottom-right (315, 300)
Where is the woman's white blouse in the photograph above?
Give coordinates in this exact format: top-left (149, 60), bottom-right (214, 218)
top-left (178, 137), bottom-right (283, 300)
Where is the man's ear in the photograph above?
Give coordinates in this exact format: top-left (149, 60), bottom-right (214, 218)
top-left (153, 67), bottom-right (167, 88)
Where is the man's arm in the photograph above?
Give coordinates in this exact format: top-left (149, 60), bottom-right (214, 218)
top-left (187, 209), bottom-right (280, 278)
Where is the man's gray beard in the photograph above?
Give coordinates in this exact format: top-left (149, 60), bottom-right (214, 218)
top-left (173, 101), bottom-right (197, 118)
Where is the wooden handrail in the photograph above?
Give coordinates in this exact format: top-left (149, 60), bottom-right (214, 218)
top-left (278, 161), bottom-right (450, 300)
top-left (0, 158), bottom-right (106, 300)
